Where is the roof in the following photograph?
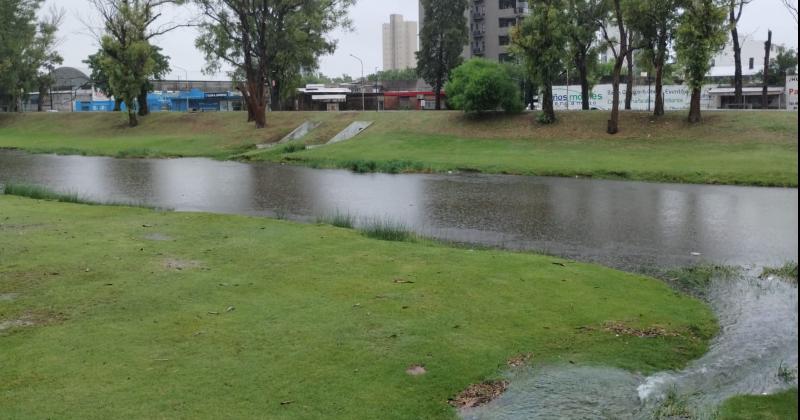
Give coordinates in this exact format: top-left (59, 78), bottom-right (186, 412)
top-left (52, 67), bottom-right (90, 89)
top-left (311, 94), bottom-right (347, 102)
top-left (708, 86), bottom-right (785, 94)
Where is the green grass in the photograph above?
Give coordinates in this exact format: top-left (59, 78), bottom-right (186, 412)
top-left (358, 216), bottom-right (415, 242)
top-left (717, 389), bottom-right (798, 420)
top-left (316, 210), bottom-right (357, 229)
top-left (0, 195), bottom-right (717, 419)
top-left (3, 182), bottom-right (81, 203)
top-left (1, 111), bottom-right (796, 186)
top-left (761, 262), bottom-right (799, 282)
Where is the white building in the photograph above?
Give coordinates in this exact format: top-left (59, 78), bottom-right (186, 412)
top-left (382, 14), bottom-right (418, 71)
top-left (707, 38), bottom-right (781, 77)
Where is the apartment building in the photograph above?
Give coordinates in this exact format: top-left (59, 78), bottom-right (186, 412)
top-left (419, 0), bottom-right (529, 62)
top-left (382, 14), bottom-right (418, 70)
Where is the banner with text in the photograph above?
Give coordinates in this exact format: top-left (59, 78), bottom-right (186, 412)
top-left (550, 84), bottom-right (715, 111)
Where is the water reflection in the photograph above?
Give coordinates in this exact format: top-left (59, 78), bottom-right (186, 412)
top-left (0, 150), bottom-right (796, 270)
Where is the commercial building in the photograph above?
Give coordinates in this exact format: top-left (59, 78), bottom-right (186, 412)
top-left (419, 0), bottom-right (529, 62)
top-left (382, 14), bottom-right (418, 70)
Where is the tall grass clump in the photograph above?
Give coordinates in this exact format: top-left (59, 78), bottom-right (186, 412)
top-left (358, 217), bottom-right (414, 242)
top-left (3, 183), bottom-right (81, 203)
top-left (663, 264), bottom-right (739, 296)
top-left (761, 262), bottom-right (799, 282)
top-left (316, 210), bottom-right (356, 229)
top-left (3, 183), bottom-right (163, 210)
top-left (280, 142), bottom-right (306, 154)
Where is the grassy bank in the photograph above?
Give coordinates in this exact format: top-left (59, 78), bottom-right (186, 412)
top-left (0, 195), bottom-right (716, 418)
top-left (718, 388), bottom-right (798, 419)
top-left (0, 111), bottom-right (796, 186)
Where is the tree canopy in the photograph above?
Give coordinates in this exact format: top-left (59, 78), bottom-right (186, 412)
top-left (445, 58), bottom-right (523, 114)
top-left (195, 0), bottom-right (353, 125)
top-left (416, 0), bottom-right (468, 110)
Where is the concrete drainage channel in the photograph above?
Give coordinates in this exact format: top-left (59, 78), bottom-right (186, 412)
top-left (257, 120), bottom-right (373, 150)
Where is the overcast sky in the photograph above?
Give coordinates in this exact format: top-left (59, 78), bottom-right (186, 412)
top-left (45, 0), bottom-right (797, 81)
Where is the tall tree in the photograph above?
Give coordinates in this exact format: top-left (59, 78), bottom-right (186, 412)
top-left (780, 0), bottom-right (798, 23)
top-left (761, 29), bottom-right (772, 108)
top-left (600, 0), bottom-right (633, 134)
top-left (676, 0), bottom-right (727, 123)
top-left (628, 0), bottom-right (682, 116)
top-left (624, 30), bottom-right (635, 110)
top-left (195, 0), bottom-right (352, 127)
top-left (0, 0), bottom-right (62, 112)
top-left (565, 0), bottom-right (606, 110)
top-left (729, 0), bottom-right (751, 107)
top-left (512, 0), bottom-right (568, 123)
top-left (416, 0), bottom-right (468, 110)
top-left (90, 0), bottom-right (185, 120)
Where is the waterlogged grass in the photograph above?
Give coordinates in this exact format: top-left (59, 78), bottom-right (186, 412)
top-left (316, 210), bottom-right (357, 229)
top-left (1, 111), bottom-right (796, 186)
top-left (663, 265), bottom-right (740, 296)
top-left (3, 183), bottom-right (81, 203)
top-left (717, 388), bottom-right (798, 420)
top-left (2, 183), bottom-right (161, 210)
top-left (760, 262), bottom-right (799, 282)
top-left (358, 217), bottom-right (415, 242)
top-left (0, 196), bottom-right (717, 418)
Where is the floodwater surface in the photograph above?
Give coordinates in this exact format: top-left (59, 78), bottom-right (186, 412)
top-left (0, 150), bottom-right (796, 271)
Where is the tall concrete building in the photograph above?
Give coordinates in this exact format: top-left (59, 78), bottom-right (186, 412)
top-left (419, 0), bottom-right (529, 62)
top-left (382, 14), bottom-right (418, 70)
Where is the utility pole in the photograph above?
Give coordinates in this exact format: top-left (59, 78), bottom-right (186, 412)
top-left (350, 54), bottom-right (365, 111)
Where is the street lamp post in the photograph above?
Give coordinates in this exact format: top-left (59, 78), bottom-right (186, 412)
top-left (350, 54), bottom-right (365, 111)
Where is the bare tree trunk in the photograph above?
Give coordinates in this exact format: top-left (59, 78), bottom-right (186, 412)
top-left (542, 83), bottom-right (556, 122)
top-left (731, 24), bottom-right (743, 106)
top-left (654, 62), bottom-right (665, 116)
top-left (577, 52), bottom-right (590, 110)
top-left (730, 0), bottom-right (746, 107)
top-left (625, 38), bottom-right (634, 110)
top-left (37, 85), bottom-right (45, 112)
top-left (114, 98), bottom-right (122, 112)
top-left (434, 78), bottom-right (442, 110)
top-left (688, 87), bottom-right (702, 123)
top-left (127, 106), bottom-right (139, 127)
top-left (762, 30), bottom-right (772, 109)
top-left (137, 88), bottom-right (149, 116)
top-left (607, 0), bottom-right (627, 134)
top-left (609, 57), bottom-right (624, 133)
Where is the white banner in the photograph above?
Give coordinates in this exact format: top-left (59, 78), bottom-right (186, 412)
top-left (551, 84), bottom-right (715, 111)
top-left (786, 75), bottom-right (798, 111)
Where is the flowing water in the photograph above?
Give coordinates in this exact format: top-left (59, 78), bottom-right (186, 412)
top-left (0, 150), bottom-right (797, 418)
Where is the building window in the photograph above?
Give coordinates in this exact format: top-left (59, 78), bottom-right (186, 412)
top-left (499, 53), bottom-right (512, 62)
top-left (499, 17), bottom-right (516, 27)
top-left (749, 57), bottom-right (754, 69)
top-left (499, 0), bottom-right (515, 9)
top-left (499, 35), bottom-right (510, 46)
top-left (710, 59), bottom-right (715, 67)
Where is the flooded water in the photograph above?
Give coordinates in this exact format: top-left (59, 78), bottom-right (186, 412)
top-left (0, 150), bottom-right (796, 272)
top-left (463, 273), bottom-right (799, 419)
top-left (1, 150), bottom-right (797, 418)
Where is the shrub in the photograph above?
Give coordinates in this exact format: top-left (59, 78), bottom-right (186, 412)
top-left (445, 58), bottom-right (523, 114)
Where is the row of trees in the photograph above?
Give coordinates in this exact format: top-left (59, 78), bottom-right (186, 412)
top-left (80, 0), bottom-right (353, 128)
top-left (417, 0), bottom-right (795, 134)
top-left (0, 0), bottom-right (63, 112)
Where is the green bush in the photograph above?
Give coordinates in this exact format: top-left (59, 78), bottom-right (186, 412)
top-left (445, 58), bottom-right (523, 114)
